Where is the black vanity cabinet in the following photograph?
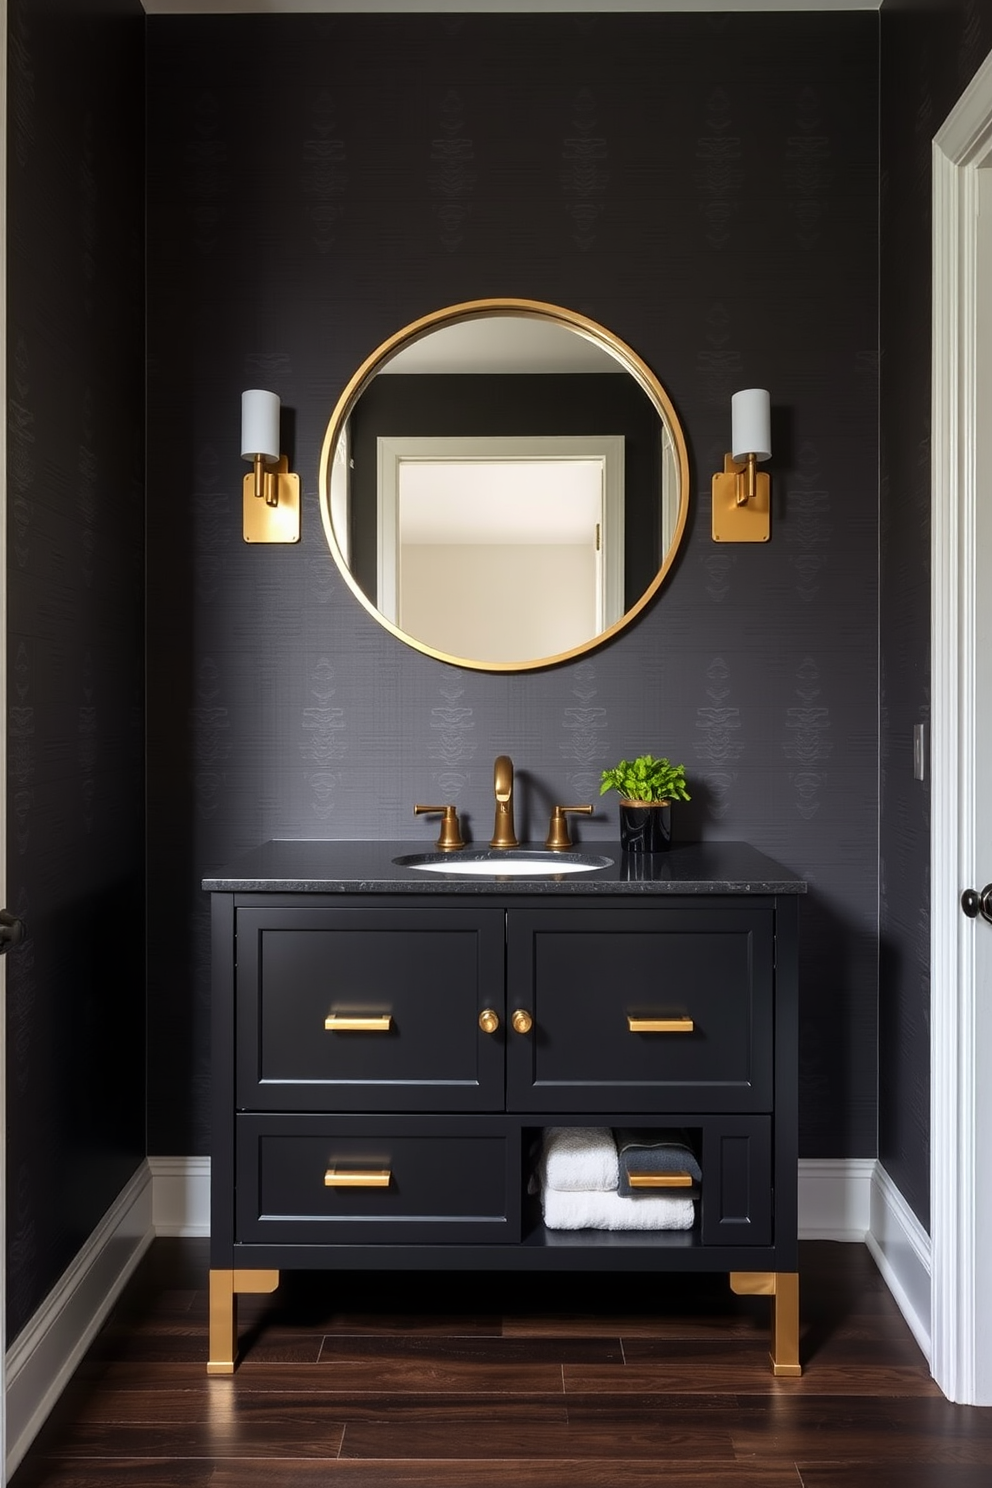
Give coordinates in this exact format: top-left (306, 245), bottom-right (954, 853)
top-left (205, 840), bottom-right (805, 1377)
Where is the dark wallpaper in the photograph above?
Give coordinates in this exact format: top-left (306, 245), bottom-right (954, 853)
top-left (145, 11), bottom-right (881, 1162)
top-left (5, 0), bottom-right (146, 1343)
top-left (877, 0), bottom-right (992, 1230)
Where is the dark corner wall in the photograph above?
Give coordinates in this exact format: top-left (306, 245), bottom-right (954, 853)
top-left (5, 0), bottom-right (146, 1342)
top-left (877, 0), bottom-right (992, 1232)
top-left (144, 11), bottom-right (881, 1164)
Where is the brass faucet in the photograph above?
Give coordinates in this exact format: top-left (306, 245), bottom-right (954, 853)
top-left (490, 754), bottom-right (519, 848)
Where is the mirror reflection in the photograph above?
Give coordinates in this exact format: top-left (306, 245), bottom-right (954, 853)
top-left (318, 300), bottom-right (690, 671)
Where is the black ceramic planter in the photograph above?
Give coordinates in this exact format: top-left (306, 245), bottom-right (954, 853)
top-left (618, 800), bottom-right (672, 852)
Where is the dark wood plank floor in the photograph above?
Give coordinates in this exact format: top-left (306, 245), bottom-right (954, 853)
top-left (11, 1239), bottom-right (992, 1487)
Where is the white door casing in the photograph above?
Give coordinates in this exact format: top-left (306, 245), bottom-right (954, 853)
top-left (1, 0), bottom-right (9, 1471)
top-left (931, 48), bottom-right (992, 1407)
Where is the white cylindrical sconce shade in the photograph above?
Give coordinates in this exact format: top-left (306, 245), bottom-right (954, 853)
top-left (241, 389), bottom-right (281, 462)
top-left (731, 388), bottom-right (771, 462)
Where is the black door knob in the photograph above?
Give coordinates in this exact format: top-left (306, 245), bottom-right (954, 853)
top-left (0, 908), bottom-right (25, 953)
top-left (961, 885), bottom-right (992, 923)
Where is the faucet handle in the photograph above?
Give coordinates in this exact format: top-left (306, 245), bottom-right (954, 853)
top-left (545, 804), bottom-right (593, 851)
top-left (414, 804), bottom-right (465, 851)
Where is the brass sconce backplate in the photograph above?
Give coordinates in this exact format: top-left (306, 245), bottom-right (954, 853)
top-left (243, 456), bottom-right (301, 543)
top-left (711, 456), bottom-right (770, 543)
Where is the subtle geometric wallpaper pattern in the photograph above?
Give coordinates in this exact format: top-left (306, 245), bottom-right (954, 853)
top-left (145, 10), bottom-right (882, 1163)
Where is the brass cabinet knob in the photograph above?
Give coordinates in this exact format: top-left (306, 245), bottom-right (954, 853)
top-left (511, 1008), bottom-right (533, 1034)
top-left (478, 1008), bottom-right (500, 1035)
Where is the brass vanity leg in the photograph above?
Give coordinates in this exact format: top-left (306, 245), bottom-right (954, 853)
top-left (207, 1268), bottom-right (280, 1375)
top-left (769, 1271), bottom-right (801, 1377)
top-left (729, 1270), bottom-right (802, 1377)
top-left (208, 1270), bottom-right (237, 1376)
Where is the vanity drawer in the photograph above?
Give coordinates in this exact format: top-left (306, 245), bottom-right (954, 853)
top-left (505, 907), bottom-right (774, 1113)
top-left (235, 907), bottom-right (505, 1112)
top-left (235, 1114), bottom-right (519, 1245)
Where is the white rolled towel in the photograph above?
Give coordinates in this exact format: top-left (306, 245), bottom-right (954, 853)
top-left (539, 1127), bottom-right (619, 1192)
top-left (541, 1186), bottom-right (694, 1232)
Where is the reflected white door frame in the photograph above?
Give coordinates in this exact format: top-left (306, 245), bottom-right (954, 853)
top-left (377, 434), bottom-right (625, 635)
top-left (931, 48), bottom-right (992, 1407)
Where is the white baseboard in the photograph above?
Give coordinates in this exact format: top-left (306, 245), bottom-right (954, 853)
top-left (148, 1154), bottom-right (211, 1236)
top-left (2, 1152), bottom-right (935, 1483)
top-left (798, 1156), bottom-right (874, 1240)
top-left (866, 1161), bottom-right (933, 1363)
top-left (4, 1162), bottom-right (154, 1481)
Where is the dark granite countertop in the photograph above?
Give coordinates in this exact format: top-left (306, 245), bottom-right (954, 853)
top-left (201, 839), bottom-right (807, 896)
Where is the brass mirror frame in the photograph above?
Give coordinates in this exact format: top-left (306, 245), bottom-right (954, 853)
top-left (317, 297), bottom-right (691, 672)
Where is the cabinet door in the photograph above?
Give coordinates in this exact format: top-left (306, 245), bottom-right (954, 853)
top-left (505, 906), bottom-right (774, 1113)
top-left (236, 907), bottom-right (505, 1111)
top-left (699, 1116), bottom-right (772, 1246)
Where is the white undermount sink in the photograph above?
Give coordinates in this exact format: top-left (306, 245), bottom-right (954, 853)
top-left (393, 849), bottom-right (614, 876)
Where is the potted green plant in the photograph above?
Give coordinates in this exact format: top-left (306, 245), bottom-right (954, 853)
top-left (600, 754), bottom-right (690, 852)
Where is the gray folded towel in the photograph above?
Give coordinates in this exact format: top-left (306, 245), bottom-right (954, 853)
top-left (615, 1128), bottom-right (702, 1197)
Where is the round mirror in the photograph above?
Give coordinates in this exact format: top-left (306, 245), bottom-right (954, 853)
top-left (318, 298), bottom-right (690, 671)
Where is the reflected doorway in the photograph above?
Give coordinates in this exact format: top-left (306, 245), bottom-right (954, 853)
top-left (377, 435), bottom-right (625, 663)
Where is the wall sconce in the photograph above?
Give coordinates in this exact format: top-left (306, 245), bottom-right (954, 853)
top-left (241, 389), bottom-right (300, 544)
top-left (711, 388), bottom-right (771, 543)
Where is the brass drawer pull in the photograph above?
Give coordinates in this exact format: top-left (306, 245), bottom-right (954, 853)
top-left (627, 1016), bottom-right (694, 1033)
top-left (324, 1014), bottom-right (392, 1032)
top-left (627, 1171), bottom-right (694, 1189)
top-left (478, 1008), bottom-right (500, 1034)
top-left (511, 1009), bottom-right (533, 1034)
top-left (324, 1169), bottom-right (391, 1188)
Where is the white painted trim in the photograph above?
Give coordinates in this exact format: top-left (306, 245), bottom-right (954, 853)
top-left (867, 1163), bottom-right (932, 1365)
top-left (798, 1157), bottom-right (873, 1241)
top-left (931, 47), bottom-right (992, 1407)
top-left (3, 1164), bottom-right (154, 1481)
top-left (149, 1155), bottom-right (212, 1237)
top-left (1, 0), bottom-right (9, 1475)
top-left (931, 119), bottom-right (976, 1409)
